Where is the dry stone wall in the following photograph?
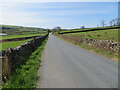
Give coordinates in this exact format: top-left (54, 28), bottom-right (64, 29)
top-left (60, 27), bottom-right (120, 34)
top-left (81, 38), bottom-right (119, 53)
top-left (0, 35), bottom-right (41, 43)
top-left (61, 35), bottom-right (120, 53)
top-left (0, 34), bottom-right (48, 82)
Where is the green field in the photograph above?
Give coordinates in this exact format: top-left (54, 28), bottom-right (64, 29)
top-left (0, 39), bottom-right (32, 50)
top-left (0, 24), bottom-right (47, 40)
top-left (60, 26), bottom-right (120, 33)
top-left (0, 33), bottom-right (46, 40)
top-left (0, 25), bottom-right (47, 50)
top-left (0, 25), bottom-right (47, 35)
top-left (64, 29), bottom-right (118, 41)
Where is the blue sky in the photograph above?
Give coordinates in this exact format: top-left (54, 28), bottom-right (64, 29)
top-left (0, 2), bottom-right (118, 29)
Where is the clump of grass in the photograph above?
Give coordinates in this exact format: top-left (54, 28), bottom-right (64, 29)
top-left (2, 38), bottom-right (47, 89)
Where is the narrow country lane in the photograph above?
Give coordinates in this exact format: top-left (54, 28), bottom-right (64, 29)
top-left (37, 34), bottom-right (118, 88)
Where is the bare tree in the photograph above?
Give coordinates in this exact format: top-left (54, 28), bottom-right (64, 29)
top-left (112, 19), bottom-right (116, 26)
top-left (47, 29), bottom-right (51, 33)
top-left (116, 18), bottom-right (120, 26)
top-left (109, 21), bottom-right (113, 26)
top-left (81, 26), bottom-right (85, 29)
top-left (54, 26), bottom-right (62, 31)
top-left (97, 24), bottom-right (99, 27)
top-left (52, 26), bottom-right (62, 34)
top-left (109, 18), bottom-right (120, 26)
top-left (100, 20), bottom-right (106, 27)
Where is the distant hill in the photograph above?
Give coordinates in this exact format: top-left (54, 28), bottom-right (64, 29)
top-left (0, 25), bottom-right (47, 35)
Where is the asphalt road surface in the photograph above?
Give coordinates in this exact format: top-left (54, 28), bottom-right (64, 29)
top-left (37, 34), bottom-right (118, 88)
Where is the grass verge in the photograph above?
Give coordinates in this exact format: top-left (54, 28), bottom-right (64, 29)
top-left (78, 43), bottom-right (119, 61)
top-left (2, 37), bottom-right (47, 88)
top-left (55, 34), bottom-right (119, 62)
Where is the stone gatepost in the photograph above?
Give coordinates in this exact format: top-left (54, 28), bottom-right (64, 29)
top-left (2, 49), bottom-right (12, 82)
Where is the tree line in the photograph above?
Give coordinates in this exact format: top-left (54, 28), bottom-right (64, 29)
top-left (51, 18), bottom-right (120, 34)
top-left (100, 18), bottom-right (120, 27)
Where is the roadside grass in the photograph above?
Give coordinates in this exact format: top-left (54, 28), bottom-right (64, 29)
top-left (55, 34), bottom-right (119, 61)
top-left (0, 39), bottom-right (32, 50)
top-left (2, 38), bottom-right (47, 88)
top-left (64, 29), bottom-right (118, 42)
top-left (0, 33), bottom-right (46, 40)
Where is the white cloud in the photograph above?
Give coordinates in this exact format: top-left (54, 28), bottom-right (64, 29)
top-left (0, 2), bottom-right (65, 28)
top-left (1, 11), bottom-right (62, 26)
top-left (0, 3), bottom-right (40, 26)
top-left (0, 1), bottom-right (117, 28)
top-left (0, 3), bottom-right (64, 27)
